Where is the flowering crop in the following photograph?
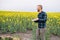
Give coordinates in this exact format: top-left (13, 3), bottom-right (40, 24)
top-left (0, 11), bottom-right (60, 40)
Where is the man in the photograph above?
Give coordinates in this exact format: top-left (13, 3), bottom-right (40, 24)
top-left (32, 5), bottom-right (47, 40)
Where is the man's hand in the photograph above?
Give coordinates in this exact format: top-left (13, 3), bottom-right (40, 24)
top-left (32, 18), bottom-right (39, 21)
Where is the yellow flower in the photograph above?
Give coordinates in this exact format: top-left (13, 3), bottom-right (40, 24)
top-left (28, 19), bottom-right (30, 21)
top-left (50, 19), bottom-right (52, 21)
top-left (47, 21), bottom-right (49, 24)
top-left (9, 19), bottom-right (11, 21)
top-left (54, 16), bottom-right (58, 18)
top-left (57, 22), bottom-right (60, 24)
top-left (2, 20), bottom-right (5, 22)
top-left (6, 18), bottom-right (8, 21)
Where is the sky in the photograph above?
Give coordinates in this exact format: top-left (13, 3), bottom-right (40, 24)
top-left (0, 0), bottom-right (60, 12)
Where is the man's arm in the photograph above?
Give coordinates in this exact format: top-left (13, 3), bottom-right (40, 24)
top-left (32, 18), bottom-right (39, 21)
top-left (32, 18), bottom-right (39, 23)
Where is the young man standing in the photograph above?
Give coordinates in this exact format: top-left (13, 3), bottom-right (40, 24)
top-left (32, 5), bottom-right (47, 40)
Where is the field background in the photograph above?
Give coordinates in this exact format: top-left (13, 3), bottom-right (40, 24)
top-left (0, 11), bottom-right (60, 40)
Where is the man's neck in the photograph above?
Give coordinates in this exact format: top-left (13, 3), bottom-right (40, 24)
top-left (39, 10), bottom-right (42, 13)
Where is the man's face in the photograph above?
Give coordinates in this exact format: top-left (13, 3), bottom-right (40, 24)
top-left (37, 6), bottom-right (42, 12)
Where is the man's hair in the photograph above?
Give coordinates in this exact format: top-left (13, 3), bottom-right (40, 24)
top-left (38, 5), bottom-right (43, 9)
